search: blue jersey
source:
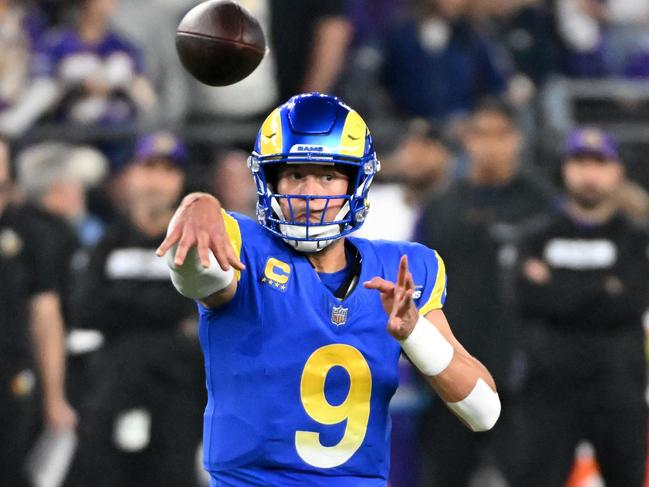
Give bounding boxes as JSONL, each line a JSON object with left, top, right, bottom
{"left": 198, "top": 212, "right": 447, "bottom": 486}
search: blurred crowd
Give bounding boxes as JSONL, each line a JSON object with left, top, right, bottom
{"left": 1, "top": 0, "right": 649, "bottom": 486}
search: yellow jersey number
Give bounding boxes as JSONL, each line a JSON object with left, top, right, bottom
{"left": 295, "top": 344, "right": 372, "bottom": 468}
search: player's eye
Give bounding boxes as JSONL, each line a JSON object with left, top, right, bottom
{"left": 322, "top": 174, "right": 334, "bottom": 182}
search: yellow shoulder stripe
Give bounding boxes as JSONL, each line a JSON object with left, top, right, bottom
{"left": 419, "top": 251, "right": 446, "bottom": 315}
{"left": 221, "top": 209, "right": 242, "bottom": 281}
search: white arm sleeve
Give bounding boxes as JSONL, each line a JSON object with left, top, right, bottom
{"left": 399, "top": 314, "right": 454, "bottom": 376}
{"left": 166, "top": 245, "right": 234, "bottom": 300}
{"left": 446, "top": 378, "right": 501, "bottom": 432}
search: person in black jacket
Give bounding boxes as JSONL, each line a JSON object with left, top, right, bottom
{"left": 0, "top": 138, "right": 77, "bottom": 485}
{"left": 510, "top": 127, "right": 649, "bottom": 487}
{"left": 67, "top": 133, "right": 203, "bottom": 487}
{"left": 414, "top": 98, "right": 555, "bottom": 486}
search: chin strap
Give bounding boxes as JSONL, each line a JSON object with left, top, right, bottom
{"left": 270, "top": 198, "right": 350, "bottom": 253}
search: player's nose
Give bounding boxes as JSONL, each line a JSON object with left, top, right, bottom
{"left": 299, "top": 175, "right": 326, "bottom": 196}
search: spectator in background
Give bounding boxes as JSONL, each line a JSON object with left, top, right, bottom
{"left": 113, "top": 0, "right": 190, "bottom": 126}
{"left": 554, "top": 0, "right": 649, "bottom": 78}
{"left": 604, "top": 0, "right": 649, "bottom": 77}
{"left": 210, "top": 149, "right": 257, "bottom": 218}
{"left": 0, "top": 1, "right": 47, "bottom": 115}
{"left": 347, "top": 0, "right": 408, "bottom": 47}
{"left": 16, "top": 142, "right": 107, "bottom": 248}
{"left": 555, "top": 0, "right": 609, "bottom": 77}
{"left": 110, "top": 131, "right": 187, "bottom": 213}
{"left": 0, "top": 0, "right": 155, "bottom": 149}
{"left": 510, "top": 127, "right": 649, "bottom": 487}
{"left": 0, "top": 138, "right": 77, "bottom": 486}
{"left": 473, "top": 0, "right": 558, "bottom": 89}
{"left": 381, "top": 0, "right": 507, "bottom": 125}
{"left": 414, "top": 98, "right": 554, "bottom": 487}
{"left": 14, "top": 142, "right": 109, "bottom": 426}
{"left": 615, "top": 178, "right": 649, "bottom": 224}
{"left": 357, "top": 119, "right": 454, "bottom": 241}
{"left": 67, "top": 131, "right": 202, "bottom": 487}
{"left": 15, "top": 143, "right": 87, "bottom": 325}
{"left": 270, "top": 0, "right": 352, "bottom": 103}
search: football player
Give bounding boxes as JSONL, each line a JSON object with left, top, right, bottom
{"left": 157, "top": 93, "right": 500, "bottom": 486}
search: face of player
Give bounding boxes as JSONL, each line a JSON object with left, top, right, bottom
{"left": 0, "top": 141, "right": 10, "bottom": 216}
{"left": 464, "top": 110, "right": 520, "bottom": 178}
{"left": 275, "top": 164, "right": 350, "bottom": 223}
{"left": 562, "top": 155, "right": 623, "bottom": 209}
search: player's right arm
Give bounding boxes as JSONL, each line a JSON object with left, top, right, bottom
{"left": 156, "top": 192, "right": 245, "bottom": 308}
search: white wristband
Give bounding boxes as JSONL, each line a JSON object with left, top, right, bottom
{"left": 166, "top": 245, "right": 234, "bottom": 300}
{"left": 399, "top": 314, "right": 454, "bottom": 376}
{"left": 446, "top": 378, "right": 501, "bottom": 432}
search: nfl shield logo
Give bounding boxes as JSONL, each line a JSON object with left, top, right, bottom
{"left": 331, "top": 305, "right": 348, "bottom": 326}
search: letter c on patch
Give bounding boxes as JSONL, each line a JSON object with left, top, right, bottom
{"left": 264, "top": 258, "right": 290, "bottom": 284}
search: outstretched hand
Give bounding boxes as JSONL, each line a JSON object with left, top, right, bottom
{"left": 156, "top": 193, "right": 245, "bottom": 272}
{"left": 364, "top": 255, "right": 419, "bottom": 340}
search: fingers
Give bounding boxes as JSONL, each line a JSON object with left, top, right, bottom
{"left": 173, "top": 235, "right": 195, "bottom": 266}
{"left": 397, "top": 255, "right": 407, "bottom": 288}
{"left": 404, "top": 264, "right": 415, "bottom": 291}
{"left": 211, "top": 237, "right": 231, "bottom": 272}
{"left": 395, "top": 287, "right": 414, "bottom": 315}
{"left": 363, "top": 276, "right": 395, "bottom": 294}
{"left": 223, "top": 239, "right": 246, "bottom": 271}
{"left": 397, "top": 255, "right": 415, "bottom": 291}
{"left": 156, "top": 225, "right": 182, "bottom": 256}
{"left": 196, "top": 232, "right": 211, "bottom": 268}
{"left": 158, "top": 223, "right": 246, "bottom": 272}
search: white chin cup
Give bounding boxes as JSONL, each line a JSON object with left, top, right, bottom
{"left": 280, "top": 222, "right": 340, "bottom": 253}
{"left": 271, "top": 198, "right": 349, "bottom": 253}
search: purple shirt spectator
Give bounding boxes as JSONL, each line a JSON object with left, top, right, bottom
{"left": 31, "top": 28, "right": 145, "bottom": 124}
{"left": 0, "top": 4, "right": 47, "bottom": 110}
{"left": 381, "top": 18, "right": 507, "bottom": 122}
{"left": 347, "top": 0, "right": 408, "bottom": 46}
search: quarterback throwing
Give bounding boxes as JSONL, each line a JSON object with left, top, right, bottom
{"left": 157, "top": 93, "right": 500, "bottom": 486}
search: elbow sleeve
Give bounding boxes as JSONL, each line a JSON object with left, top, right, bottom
{"left": 446, "top": 378, "right": 501, "bottom": 432}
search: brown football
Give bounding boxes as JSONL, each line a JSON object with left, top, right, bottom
{"left": 175, "top": 0, "right": 266, "bottom": 86}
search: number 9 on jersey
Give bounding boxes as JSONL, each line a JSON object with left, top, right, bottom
{"left": 295, "top": 344, "right": 373, "bottom": 468}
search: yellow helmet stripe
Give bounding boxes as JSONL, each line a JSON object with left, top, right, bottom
{"left": 338, "top": 110, "right": 367, "bottom": 158}
{"left": 259, "top": 108, "right": 283, "bottom": 156}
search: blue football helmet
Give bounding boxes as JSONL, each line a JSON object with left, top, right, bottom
{"left": 248, "top": 93, "right": 380, "bottom": 252}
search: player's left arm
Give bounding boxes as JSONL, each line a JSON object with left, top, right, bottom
{"left": 364, "top": 255, "right": 500, "bottom": 432}
{"left": 419, "top": 308, "right": 499, "bottom": 431}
